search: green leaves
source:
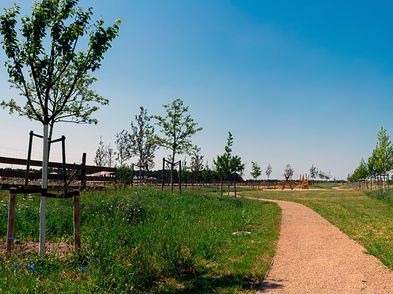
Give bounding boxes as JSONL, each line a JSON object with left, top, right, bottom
{"left": 350, "top": 127, "right": 393, "bottom": 183}
{"left": 116, "top": 107, "right": 157, "bottom": 170}
{"left": 365, "top": 127, "right": 393, "bottom": 179}
{"left": 250, "top": 161, "right": 261, "bottom": 180}
{"left": 310, "top": 164, "right": 318, "bottom": 180}
{"left": 0, "top": 0, "right": 120, "bottom": 127}
{"left": 153, "top": 99, "right": 202, "bottom": 163}
{"left": 214, "top": 132, "right": 244, "bottom": 180}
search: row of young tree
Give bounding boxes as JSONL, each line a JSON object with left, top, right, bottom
{"left": 95, "top": 100, "right": 333, "bottom": 193}
{"left": 250, "top": 162, "right": 331, "bottom": 183}
{"left": 94, "top": 99, "right": 247, "bottom": 194}
{"left": 348, "top": 127, "right": 393, "bottom": 190}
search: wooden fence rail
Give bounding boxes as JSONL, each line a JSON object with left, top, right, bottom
{"left": 0, "top": 154, "right": 117, "bottom": 189}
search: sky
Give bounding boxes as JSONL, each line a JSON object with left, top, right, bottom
{"left": 1, "top": 0, "right": 393, "bottom": 180}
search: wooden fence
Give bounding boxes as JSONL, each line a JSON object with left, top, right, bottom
{"left": 0, "top": 154, "right": 116, "bottom": 190}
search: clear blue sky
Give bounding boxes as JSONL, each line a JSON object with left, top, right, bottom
{"left": 1, "top": 0, "right": 393, "bottom": 180}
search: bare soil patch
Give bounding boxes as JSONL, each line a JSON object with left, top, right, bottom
{"left": 0, "top": 241, "right": 74, "bottom": 257}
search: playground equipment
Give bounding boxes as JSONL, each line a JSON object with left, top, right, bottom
{"left": 6, "top": 131, "right": 81, "bottom": 255}
{"left": 161, "top": 158, "right": 182, "bottom": 193}
{"left": 282, "top": 174, "right": 309, "bottom": 190}
{"left": 299, "top": 174, "right": 309, "bottom": 189}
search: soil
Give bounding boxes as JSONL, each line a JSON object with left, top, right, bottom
{"left": 1, "top": 241, "right": 74, "bottom": 257}
{"left": 251, "top": 198, "right": 393, "bottom": 293}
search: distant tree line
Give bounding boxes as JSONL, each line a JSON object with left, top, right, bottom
{"left": 348, "top": 127, "right": 392, "bottom": 190}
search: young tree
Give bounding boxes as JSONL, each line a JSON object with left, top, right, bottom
{"left": 0, "top": 0, "right": 120, "bottom": 255}
{"left": 282, "top": 164, "right": 294, "bottom": 190}
{"left": 373, "top": 127, "right": 393, "bottom": 190}
{"left": 94, "top": 137, "right": 108, "bottom": 167}
{"left": 107, "top": 145, "right": 114, "bottom": 168}
{"left": 114, "top": 130, "right": 129, "bottom": 166}
{"left": 214, "top": 132, "right": 244, "bottom": 196}
{"left": 352, "top": 159, "right": 369, "bottom": 189}
{"left": 284, "top": 164, "right": 294, "bottom": 179}
{"left": 116, "top": 107, "right": 157, "bottom": 182}
{"left": 250, "top": 161, "right": 262, "bottom": 189}
{"left": 153, "top": 99, "right": 202, "bottom": 192}
{"left": 190, "top": 146, "right": 204, "bottom": 185}
{"left": 265, "top": 164, "right": 272, "bottom": 180}
{"left": 309, "top": 164, "right": 318, "bottom": 184}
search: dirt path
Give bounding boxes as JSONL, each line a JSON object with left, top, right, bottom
{"left": 250, "top": 198, "right": 393, "bottom": 293}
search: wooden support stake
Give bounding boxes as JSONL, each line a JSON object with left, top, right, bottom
{"left": 73, "top": 192, "right": 81, "bottom": 250}
{"left": 6, "top": 189, "right": 16, "bottom": 254}
{"left": 62, "top": 136, "right": 68, "bottom": 193}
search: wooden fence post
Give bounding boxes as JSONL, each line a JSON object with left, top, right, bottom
{"left": 24, "top": 131, "right": 33, "bottom": 189}
{"left": 62, "top": 136, "right": 68, "bottom": 193}
{"left": 80, "top": 153, "right": 86, "bottom": 190}
{"left": 179, "top": 160, "right": 182, "bottom": 194}
{"left": 161, "top": 158, "right": 165, "bottom": 191}
{"left": 7, "top": 188, "right": 17, "bottom": 254}
{"left": 73, "top": 192, "right": 81, "bottom": 250}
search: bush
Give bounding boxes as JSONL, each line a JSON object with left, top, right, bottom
{"left": 115, "top": 165, "right": 133, "bottom": 184}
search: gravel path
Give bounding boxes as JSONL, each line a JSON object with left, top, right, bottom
{"left": 251, "top": 198, "right": 393, "bottom": 293}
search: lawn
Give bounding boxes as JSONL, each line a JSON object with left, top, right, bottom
{"left": 242, "top": 188, "right": 393, "bottom": 269}
{"left": 0, "top": 188, "right": 280, "bottom": 293}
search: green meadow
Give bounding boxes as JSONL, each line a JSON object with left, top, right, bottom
{"left": 0, "top": 188, "right": 280, "bottom": 293}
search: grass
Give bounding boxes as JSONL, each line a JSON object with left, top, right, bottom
{"left": 368, "top": 189, "right": 393, "bottom": 206}
{"left": 308, "top": 182, "right": 343, "bottom": 189}
{"left": 242, "top": 188, "right": 393, "bottom": 269}
{"left": 0, "top": 188, "right": 280, "bottom": 293}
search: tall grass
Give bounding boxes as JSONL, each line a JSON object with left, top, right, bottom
{"left": 0, "top": 188, "right": 280, "bottom": 293}
{"left": 368, "top": 189, "right": 393, "bottom": 206}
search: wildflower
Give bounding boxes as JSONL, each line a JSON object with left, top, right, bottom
{"left": 8, "top": 236, "right": 15, "bottom": 241}
{"left": 12, "top": 263, "right": 20, "bottom": 269}
{"left": 80, "top": 267, "right": 87, "bottom": 272}
{"left": 198, "top": 220, "right": 202, "bottom": 225}
{"left": 26, "top": 265, "right": 35, "bottom": 271}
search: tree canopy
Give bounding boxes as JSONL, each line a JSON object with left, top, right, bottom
{"left": 153, "top": 98, "right": 202, "bottom": 164}
{"left": 0, "top": 0, "right": 121, "bottom": 134}
{"left": 214, "top": 132, "right": 244, "bottom": 180}
{"left": 265, "top": 164, "right": 272, "bottom": 180}
{"left": 250, "top": 161, "right": 262, "bottom": 180}
{"left": 116, "top": 106, "right": 157, "bottom": 171}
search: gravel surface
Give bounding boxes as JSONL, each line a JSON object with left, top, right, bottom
{"left": 254, "top": 198, "right": 393, "bottom": 293}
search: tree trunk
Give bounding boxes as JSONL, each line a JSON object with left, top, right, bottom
{"left": 234, "top": 181, "right": 237, "bottom": 197}
{"left": 220, "top": 176, "right": 223, "bottom": 196}
{"left": 39, "top": 124, "right": 49, "bottom": 256}
{"left": 48, "top": 121, "right": 54, "bottom": 155}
